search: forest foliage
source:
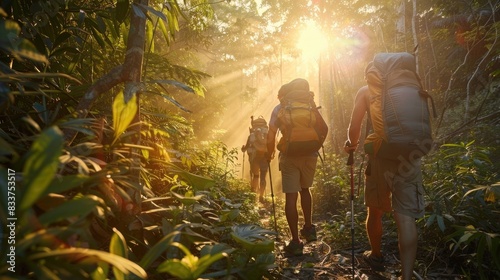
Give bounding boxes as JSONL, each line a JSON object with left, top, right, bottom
{"left": 0, "top": 0, "right": 499, "bottom": 279}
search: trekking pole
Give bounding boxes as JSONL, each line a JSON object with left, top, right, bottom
{"left": 242, "top": 152, "right": 245, "bottom": 179}
{"left": 268, "top": 161, "right": 279, "bottom": 240}
{"left": 347, "top": 149, "right": 355, "bottom": 279}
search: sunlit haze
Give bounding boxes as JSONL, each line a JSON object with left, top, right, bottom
{"left": 215, "top": 47, "right": 327, "bottom": 195}
{"left": 297, "top": 20, "right": 328, "bottom": 60}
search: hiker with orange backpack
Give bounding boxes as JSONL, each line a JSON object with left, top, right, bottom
{"left": 266, "top": 78, "right": 328, "bottom": 256}
{"left": 345, "top": 53, "right": 433, "bottom": 280}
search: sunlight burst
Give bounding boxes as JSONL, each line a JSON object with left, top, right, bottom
{"left": 297, "top": 20, "right": 327, "bottom": 60}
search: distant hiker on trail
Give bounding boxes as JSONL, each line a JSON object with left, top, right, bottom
{"left": 266, "top": 78, "right": 328, "bottom": 256}
{"left": 241, "top": 116, "right": 269, "bottom": 204}
{"left": 344, "top": 52, "right": 433, "bottom": 280}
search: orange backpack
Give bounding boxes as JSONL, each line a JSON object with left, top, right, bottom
{"left": 276, "top": 78, "right": 328, "bottom": 156}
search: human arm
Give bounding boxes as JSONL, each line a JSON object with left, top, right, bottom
{"left": 241, "top": 134, "right": 250, "bottom": 152}
{"left": 266, "top": 105, "right": 280, "bottom": 161}
{"left": 344, "top": 86, "right": 369, "bottom": 153}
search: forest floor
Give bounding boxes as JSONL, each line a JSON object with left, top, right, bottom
{"left": 272, "top": 224, "right": 407, "bottom": 280}
{"left": 256, "top": 202, "right": 439, "bottom": 280}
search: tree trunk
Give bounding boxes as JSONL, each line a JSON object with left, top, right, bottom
{"left": 412, "top": 0, "right": 419, "bottom": 73}
{"left": 64, "top": 0, "right": 148, "bottom": 144}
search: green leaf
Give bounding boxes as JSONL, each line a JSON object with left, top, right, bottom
{"left": 437, "top": 214, "right": 446, "bottom": 232}
{"left": 157, "top": 242, "right": 227, "bottom": 280}
{"left": 0, "top": 19, "right": 48, "bottom": 63}
{"left": 38, "top": 195, "right": 103, "bottom": 225}
{"left": 144, "top": 90, "right": 191, "bottom": 113}
{"left": 112, "top": 91, "right": 138, "bottom": 142}
{"left": 230, "top": 224, "right": 275, "bottom": 256}
{"left": 53, "top": 31, "right": 72, "bottom": 49}
{"left": 425, "top": 213, "right": 436, "bottom": 228}
{"left": 157, "top": 259, "right": 192, "bottom": 279}
{"left": 110, "top": 228, "right": 127, "bottom": 258}
{"left": 43, "top": 174, "right": 89, "bottom": 196}
{"left": 16, "top": 227, "right": 75, "bottom": 254}
{"left": 138, "top": 4, "right": 167, "bottom": 21}
{"left": 132, "top": 4, "right": 146, "bottom": 19}
{"left": 139, "top": 232, "right": 177, "bottom": 269}
{"left": 200, "top": 243, "right": 235, "bottom": 257}
{"left": 20, "top": 126, "right": 63, "bottom": 211}
{"left": 165, "top": 7, "right": 179, "bottom": 33}
{"left": 116, "top": 0, "right": 130, "bottom": 23}
{"left": 91, "top": 261, "right": 110, "bottom": 280}
{"left": 146, "top": 20, "right": 154, "bottom": 53}
{"left": 220, "top": 209, "right": 240, "bottom": 222}
{"left": 90, "top": 25, "right": 106, "bottom": 48}
{"left": 168, "top": 164, "right": 215, "bottom": 191}
{"left": 150, "top": 79, "right": 195, "bottom": 93}
{"left": 0, "top": 137, "right": 18, "bottom": 162}
{"left": 171, "top": 191, "right": 203, "bottom": 206}
{"left": 110, "top": 228, "right": 128, "bottom": 280}
{"left": 29, "top": 247, "right": 147, "bottom": 279}
{"left": 157, "top": 17, "right": 171, "bottom": 44}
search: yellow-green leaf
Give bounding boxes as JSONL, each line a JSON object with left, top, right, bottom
{"left": 112, "top": 91, "right": 137, "bottom": 141}
{"left": 110, "top": 228, "right": 128, "bottom": 280}
{"left": 29, "top": 248, "right": 147, "bottom": 279}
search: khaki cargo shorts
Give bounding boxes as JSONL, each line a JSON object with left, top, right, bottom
{"left": 279, "top": 154, "right": 318, "bottom": 193}
{"left": 365, "top": 156, "right": 425, "bottom": 218}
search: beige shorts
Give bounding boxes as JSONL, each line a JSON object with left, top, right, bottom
{"left": 279, "top": 155, "right": 318, "bottom": 193}
{"left": 365, "top": 156, "right": 425, "bottom": 218}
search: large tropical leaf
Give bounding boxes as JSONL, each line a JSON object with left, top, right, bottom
{"left": 20, "top": 126, "right": 63, "bottom": 212}
{"left": 29, "top": 247, "right": 147, "bottom": 279}
{"left": 230, "top": 224, "right": 275, "bottom": 256}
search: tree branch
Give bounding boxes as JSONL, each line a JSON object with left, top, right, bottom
{"left": 63, "top": 65, "right": 125, "bottom": 144}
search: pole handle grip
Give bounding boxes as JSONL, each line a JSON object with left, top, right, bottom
{"left": 345, "top": 140, "right": 354, "bottom": 166}
{"left": 347, "top": 151, "right": 354, "bottom": 166}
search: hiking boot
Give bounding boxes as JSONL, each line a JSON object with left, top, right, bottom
{"left": 284, "top": 240, "right": 303, "bottom": 256}
{"left": 300, "top": 224, "right": 317, "bottom": 242}
{"left": 363, "top": 251, "right": 385, "bottom": 271}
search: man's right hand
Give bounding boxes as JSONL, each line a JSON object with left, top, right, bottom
{"left": 344, "top": 140, "right": 358, "bottom": 153}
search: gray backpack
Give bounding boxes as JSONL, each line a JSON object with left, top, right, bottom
{"left": 364, "top": 52, "right": 436, "bottom": 160}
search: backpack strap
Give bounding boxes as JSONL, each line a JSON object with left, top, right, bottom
{"left": 412, "top": 72, "right": 437, "bottom": 118}
{"left": 410, "top": 52, "right": 437, "bottom": 119}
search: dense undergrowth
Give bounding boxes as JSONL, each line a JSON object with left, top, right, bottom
{"left": 1, "top": 1, "right": 499, "bottom": 279}
{"left": 2, "top": 113, "right": 498, "bottom": 279}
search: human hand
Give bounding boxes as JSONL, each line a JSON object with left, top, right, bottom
{"left": 344, "top": 140, "right": 357, "bottom": 153}
{"left": 265, "top": 152, "right": 274, "bottom": 162}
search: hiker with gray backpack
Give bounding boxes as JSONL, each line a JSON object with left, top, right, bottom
{"left": 241, "top": 116, "right": 269, "bottom": 204}
{"left": 266, "top": 78, "right": 328, "bottom": 256}
{"left": 344, "top": 52, "right": 434, "bottom": 280}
